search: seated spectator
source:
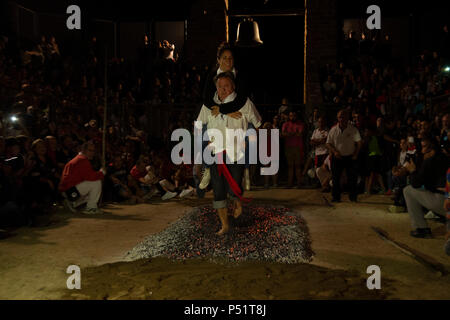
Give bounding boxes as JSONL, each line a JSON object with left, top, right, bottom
{"left": 56, "top": 135, "right": 76, "bottom": 173}
{"left": 59, "top": 141, "right": 105, "bottom": 214}
{"left": 0, "top": 153, "right": 27, "bottom": 228}
{"left": 45, "top": 136, "right": 60, "bottom": 173}
{"left": 414, "top": 94, "right": 426, "bottom": 115}
{"left": 129, "top": 155, "right": 177, "bottom": 201}
{"left": 172, "top": 163, "right": 195, "bottom": 198}
{"left": 389, "top": 138, "right": 410, "bottom": 211}
{"left": 403, "top": 137, "right": 449, "bottom": 238}
{"left": 129, "top": 155, "right": 148, "bottom": 191}
{"left": 16, "top": 135, "right": 32, "bottom": 156}
{"left": 5, "top": 114, "right": 29, "bottom": 137}
{"left": 107, "top": 155, "right": 142, "bottom": 204}
{"left": 155, "top": 155, "right": 183, "bottom": 200}
{"left": 4, "top": 137, "right": 31, "bottom": 185}
{"left": 24, "top": 139, "right": 59, "bottom": 213}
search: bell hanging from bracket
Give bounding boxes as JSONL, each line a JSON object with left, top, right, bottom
{"left": 235, "top": 17, "right": 263, "bottom": 47}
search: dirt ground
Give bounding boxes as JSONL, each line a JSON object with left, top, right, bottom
{"left": 0, "top": 188, "right": 449, "bottom": 300}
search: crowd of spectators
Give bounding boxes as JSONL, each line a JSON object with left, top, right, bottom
{"left": 310, "top": 27, "right": 450, "bottom": 201}
{"left": 1, "top": 22, "right": 449, "bottom": 251}
{"left": 0, "top": 33, "right": 205, "bottom": 228}
{"left": 248, "top": 25, "right": 449, "bottom": 251}
{"left": 296, "top": 26, "right": 449, "bottom": 246}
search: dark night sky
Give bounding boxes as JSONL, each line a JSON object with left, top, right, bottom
{"left": 9, "top": 0, "right": 450, "bottom": 21}
{"left": 11, "top": 0, "right": 192, "bottom": 20}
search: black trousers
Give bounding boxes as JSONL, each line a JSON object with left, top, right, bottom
{"left": 210, "top": 162, "right": 244, "bottom": 209}
{"left": 331, "top": 155, "right": 358, "bottom": 201}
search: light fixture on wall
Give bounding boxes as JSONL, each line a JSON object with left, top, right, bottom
{"left": 235, "top": 17, "right": 263, "bottom": 47}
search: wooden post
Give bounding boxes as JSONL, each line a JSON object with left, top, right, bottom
{"left": 102, "top": 47, "right": 107, "bottom": 168}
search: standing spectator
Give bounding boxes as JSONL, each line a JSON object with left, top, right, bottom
{"left": 382, "top": 117, "right": 401, "bottom": 195}
{"left": 278, "top": 97, "right": 289, "bottom": 115}
{"left": 303, "top": 115, "right": 328, "bottom": 186}
{"left": 323, "top": 75, "right": 337, "bottom": 102}
{"left": 310, "top": 116, "right": 329, "bottom": 168}
{"left": 282, "top": 111, "right": 305, "bottom": 188}
{"left": 326, "top": 109, "right": 362, "bottom": 202}
{"left": 59, "top": 141, "right": 105, "bottom": 214}
{"left": 272, "top": 114, "right": 281, "bottom": 130}
{"left": 364, "top": 125, "right": 386, "bottom": 194}
{"left": 307, "top": 107, "right": 320, "bottom": 131}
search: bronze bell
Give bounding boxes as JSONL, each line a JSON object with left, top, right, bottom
{"left": 235, "top": 18, "right": 263, "bottom": 47}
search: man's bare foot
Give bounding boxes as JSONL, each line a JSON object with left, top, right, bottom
{"left": 216, "top": 226, "right": 229, "bottom": 235}
{"left": 216, "top": 208, "right": 229, "bottom": 235}
{"left": 233, "top": 201, "right": 242, "bottom": 218}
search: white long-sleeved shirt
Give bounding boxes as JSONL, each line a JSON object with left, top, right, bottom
{"left": 196, "top": 92, "right": 262, "bottom": 162}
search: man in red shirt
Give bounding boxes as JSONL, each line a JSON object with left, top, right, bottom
{"left": 282, "top": 111, "right": 305, "bottom": 188}
{"left": 59, "top": 141, "right": 105, "bottom": 214}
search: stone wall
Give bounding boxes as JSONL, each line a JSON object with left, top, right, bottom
{"left": 304, "top": 0, "right": 338, "bottom": 113}
{"left": 185, "top": 0, "right": 227, "bottom": 66}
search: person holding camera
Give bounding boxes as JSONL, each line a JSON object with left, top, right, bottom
{"left": 444, "top": 168, "right": 450, "bottom": 256}
{"left": 388, "top": 138, "right": 411, "bottom": 211}
{"left": 5, "top": 114, "right": 29, "bottom": 137}
{"left": 403, "top": 137, "right": 449, "bottom": 238}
